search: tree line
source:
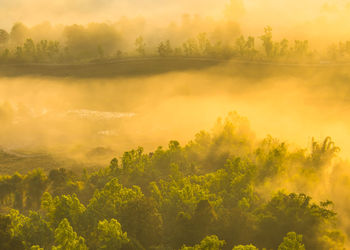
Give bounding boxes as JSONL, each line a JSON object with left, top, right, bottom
{"left": 1, "top": 23, "right": 350, "bottom": 64}
{"left": 0, "top": 112, "right": 345, "bottom": 249}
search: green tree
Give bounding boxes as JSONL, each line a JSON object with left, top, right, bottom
{"left": 0, "top": 214, "right": 24, "bottom": 250}
{"left": 41, "top": 193, "right": 85, "bottom": 229}
{"left": 256, "top": 192, "right": 341, "bottom": 249}
{"left": 52, "top": 218, "right": 87, "bottom": 250}
{"left": 119, "top": 197, "right": 163, "bottom": 248}
{"left": 25, "top": 169, "right": 48, "bottom": 210}
{"left": 278, "top": 232, "right": 305, "bottom": 250}
{"left": 181, "top": 235, "right": 225, "bottom": 250}
{"left": 96, "top": 219, "right": 130, "bottom": 249}
{"left": 84, "top": 178, "right": 143, "bottom": 232}
{"left": 19, "top": 211, "right": 54, "bottom": 249}
{"left": 309, "top": 137, "right": 340, "bottom": 167}
{"left": 11, "top": 173, "right": 24, "bottom": 210}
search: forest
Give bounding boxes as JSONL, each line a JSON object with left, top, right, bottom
{"left": 0, "top": 112, "right": 346, "bottom": 249}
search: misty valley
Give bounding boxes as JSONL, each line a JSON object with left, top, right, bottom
{"left": 2, "top": 1, "right": 350, "bottom": 249}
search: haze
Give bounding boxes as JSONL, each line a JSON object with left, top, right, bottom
{"left": 1, "top": 1, "right": 350, "bottom": 249}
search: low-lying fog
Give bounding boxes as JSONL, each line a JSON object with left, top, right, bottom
{"left": 1, "top": 62, "right": 350, "bottom": 165}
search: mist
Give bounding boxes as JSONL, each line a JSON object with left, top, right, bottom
{"left": 1, "top": 62, "right": 350, "bottom": 161}
{"left": 1, "top": 1, "right": 350, "bottom": 249}
{"left": 2, "top": 0, "right": 350, "bottom": 50}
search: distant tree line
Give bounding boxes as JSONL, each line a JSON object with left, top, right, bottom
{"left": 1, "top": 23, "right": 350, "bottom": 64}
{"left": 0, "top": 112, "right": 345, "bottom": 249}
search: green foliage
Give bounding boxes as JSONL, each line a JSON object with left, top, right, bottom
{"left": 30, "top": 246, "right": 43, "bottom": 250}
{"left": 119, "top": 197, "right": 163, "bottom": 248}
{"left": 255, "top": 136, "right": 289, "bottom": 181}
{"left": 0, "top": 113, "right": 346, "bottom": 249}
{"left": 85, "top": 178, "right": 143, "bottom": 228}
{"left": 232, "top": 245, "right": 257, "bottom": 250}
{"left": 19, "top": 211, "right": 54, "bottom": 249}
{"left": 25, "top": 169, "right": 48, "bottom": 210}
{"left": 180, "top": 235, "right": 225, "bottom": 250}
{"left": 0, "top": 172, "right": 24, "bottom": 209}
{"left": 278, "top": 232, "right": 305, "bottom": 250}
{"left": 41, "top": 193, "right": 85, "bottom": 229}
{"left": 52, "top": 218, "right": 87, "bottom": 250}
{"left": 0, "top": 214, "right": 24, "bottom": 249}
{"left": 309, "top": 136, "right": 340, "bottom": 167}
{"left": 256, "top": 192, "right": 338, "bottom": 249}
{"left": 96, "top": 219, "right": 130, "bottom": 249}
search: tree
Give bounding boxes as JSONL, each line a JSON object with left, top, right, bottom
{"left": 278, "top": 232, "right": 305, "bottom": 250}
{"left": 260, "top": 26, "right": 273, "bottom": 58}
{"left": 96, "top": 219, "right": 130, "bottom": 249}
{"left": 25, "top": 169, "right": 48, "bottom": 210}
{"left": 10, "top": 173, "right": 24, "bottom": 210}
{"left": 135, "top": 36, "right": 146, "bottom": 56}
{"left": 0, "top": 214, "right": 24, "bottom": 250}
{"left": 235, "top": 36, "right": 256, "bottom": 59}
{"left": 255, "top": 192, "right": 340, "bottom": 249}
{"left": 181, "top": 235, "right": 225, "bottom": 250}
{"left": 48, "top": 168, "right": 78, "bottom": 197}
{"left": 0, "top": 29, "right": 9, "bottom": 44}
{"left": 158, "top": 40, "right": 173, "bottom": 57}
{"left": 41, "top": 193, "right": 85, "bottom": 229}
{"left": 309, "top": 137, "right": 340, "bottom": 167}
{"left": 36, "top": 40, "right": 60, "bottom": 61}
{"left": 84, "top": 178, "right": 143, "bottom": 232}
{"left": 52, "top": 218, "right": 87, "bottom": 250}
{"left": 119, "top": 197, "right": 163, "bottom": 248}
{"left": 19, "top": 211, "right": 54, "bottom": 249}
{"left": 23, "top": 38, "right": 36, "bottom": 60}
{"left": 292, "top": 40, "right": 309, "bottom": 58}
{"left": 10, "top": 22, "right": 29, "bottom": 44}
{"left": 190, "top": 200, "right": 217, "bottom": 244}
{"left": 197, "top": 33, "right": 212, "bottom": 56}
{"left": 183, "top": 39, "right": 200, "bottom": 56}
